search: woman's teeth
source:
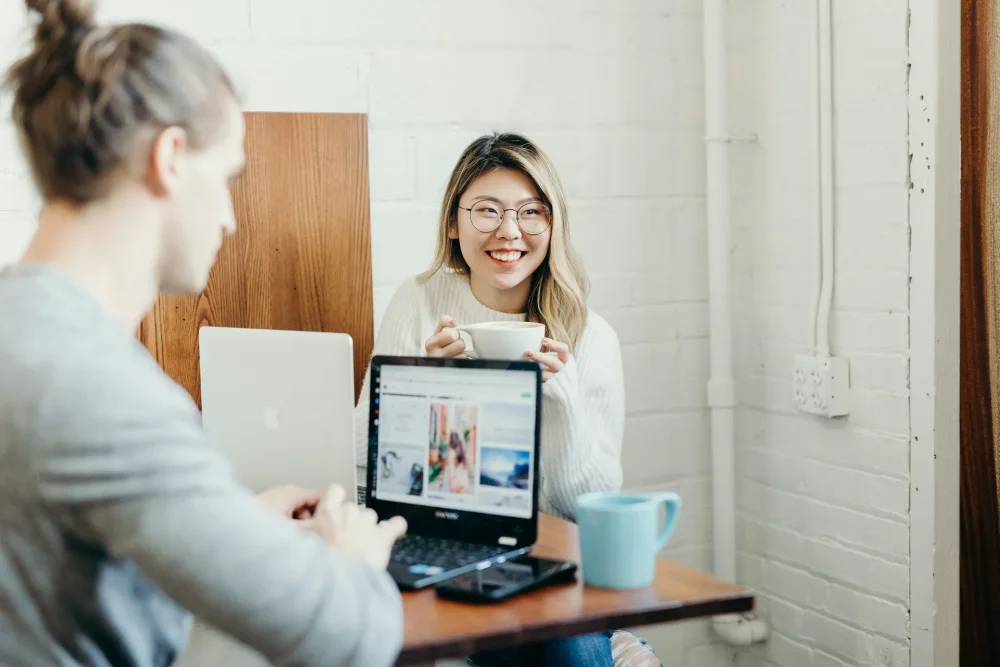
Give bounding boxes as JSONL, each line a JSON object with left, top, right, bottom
{"left": 489, "top": 250, "right": 523, "bottom": 262}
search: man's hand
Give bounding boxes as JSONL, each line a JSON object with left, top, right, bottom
{"left": 301, "top": 485, "right": 408, "bottom": 570}
{"left": 257, "top": 485, "right": 321, "bottom": 520}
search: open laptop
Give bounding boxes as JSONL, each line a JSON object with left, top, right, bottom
{"left": 365, "top": 355, "right": 543, "bottom": 590}
{"left": 198, "top": 326, "right": 357, "bottom": 495}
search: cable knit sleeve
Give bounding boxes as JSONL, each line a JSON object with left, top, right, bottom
{"left": 353, "top": 279, "right": 429, "bottom": 481}
{"left": 539, "top": 313, "right": 625, "bottom": 520}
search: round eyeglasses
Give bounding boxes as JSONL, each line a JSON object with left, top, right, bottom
{"left": 458, "top": 199, "right": 552, "bottom": 235}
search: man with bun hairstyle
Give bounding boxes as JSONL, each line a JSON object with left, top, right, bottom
{"left": 0, "top": 2, "right": 408, "bottom": 666}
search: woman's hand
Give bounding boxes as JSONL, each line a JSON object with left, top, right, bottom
{"left": 257, "top": 485, "right": 322, "bottom": 520}
{"left": 526, "top": 338, "right": 570, "bottom": 382}
{"left": 425, "top": 316, "right": 467, "bottom": 358}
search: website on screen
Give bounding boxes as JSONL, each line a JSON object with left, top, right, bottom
{"left": 372, "top": 365, "right": 537, "bottom": 519}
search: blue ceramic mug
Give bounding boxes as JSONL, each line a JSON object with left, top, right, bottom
{"left": 576, "top": 491, "right": 682, "bottom": 589}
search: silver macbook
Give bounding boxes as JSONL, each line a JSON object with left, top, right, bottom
{"left": 198, "top": 326, "right": 357, "bottom": 495}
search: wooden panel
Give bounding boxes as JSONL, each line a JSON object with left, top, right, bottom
{"left": 138, "top": 112, "right": 373, "bottom": 408}
{"left": 961, "top": 1, "right": 1000, "bottom": 663}
{"left": 397, "top": 513, "right": 753, "bottom": 665}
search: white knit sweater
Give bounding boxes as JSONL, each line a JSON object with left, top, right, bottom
{"left": 354, "top": 270, "right": 625, "bottom": 520}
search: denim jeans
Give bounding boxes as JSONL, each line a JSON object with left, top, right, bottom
{"left": 468, "top": 631, "right": 614, "bottom": 667}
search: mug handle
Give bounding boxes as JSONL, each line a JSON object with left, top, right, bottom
{"left": 453, "top": 327, "right": 477, "bottom": 359}
{"left": 652, "top": 492, "right": 682, "bottom": 552}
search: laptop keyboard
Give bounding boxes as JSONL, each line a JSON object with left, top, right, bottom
{"left": 361, "top": 486, "right": 508, "bottom": 574}
{"left": 390, "top": 534, "right": 508, "bottom": 572}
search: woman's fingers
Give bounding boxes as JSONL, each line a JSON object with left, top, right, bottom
{"left": 526, "top": 349, "right": 564, "bottom": 374}
{"left": 426, "top": 328, "right": 465, "bottom": 357}
{"left": 541, "top": 338, "right": 570, "bottom": 364}
{"left": 433, "top": 315, "right": 456, "bottom": 335}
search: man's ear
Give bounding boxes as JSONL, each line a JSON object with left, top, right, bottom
{"left": 145, "top": 126, "right": 189, "bottom": 198}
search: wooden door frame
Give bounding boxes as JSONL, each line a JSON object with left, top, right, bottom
{"left": 960, "top": 0, "right": 1000, "bottom": 663}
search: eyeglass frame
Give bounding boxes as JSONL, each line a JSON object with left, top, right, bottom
{"left": 456, "top": 198, "right": 552, "bottom": 236}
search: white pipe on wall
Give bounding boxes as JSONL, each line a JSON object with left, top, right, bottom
{"left": 703, "top": 0, "right": 735, "bottom": 585}
{"left": 702, "top": 0, "right": 769, "bottom": 646}
{"left": 814, "top": 0, "right": 835, "bottom": 357}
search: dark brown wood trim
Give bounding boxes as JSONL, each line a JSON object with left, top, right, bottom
{"left": 961, "top": 0, "right": 1000, "bottom": 662}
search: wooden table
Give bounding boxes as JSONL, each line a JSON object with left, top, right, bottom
{"left": 398, "top": 513, "right": 754, "bottom": 665}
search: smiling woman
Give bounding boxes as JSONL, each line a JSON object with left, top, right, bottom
{"left": 352, "top": 132, "right": 654, "bottom": 666}
{"left": 354, "top": 131, "right": 625, "bottom": 520}
{"left": 424, "top": 132, "right": 588, "bottom": 348}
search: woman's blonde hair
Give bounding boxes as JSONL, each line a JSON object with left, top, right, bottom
{"left": 420, "top": 132, "right": 589, "bottom": 351}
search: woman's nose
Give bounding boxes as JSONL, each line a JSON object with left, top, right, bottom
{"left": 495, "top": 211, "right": 522, "bottom": 239}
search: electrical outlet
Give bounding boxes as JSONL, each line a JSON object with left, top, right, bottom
{"left": 792, "top": 354, "right": 850, "bottom": 417}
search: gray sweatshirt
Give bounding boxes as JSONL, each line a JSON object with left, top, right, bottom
{"left": 0, "top": 265, "right": 403, "bottom": 667}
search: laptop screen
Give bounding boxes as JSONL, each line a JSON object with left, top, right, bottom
{"left": 370, "top": 362, "right": 538, "bottom": 520}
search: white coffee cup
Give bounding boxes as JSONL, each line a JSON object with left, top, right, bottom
{"left": 456, "top": 321, "right": 546, "bottom": 360}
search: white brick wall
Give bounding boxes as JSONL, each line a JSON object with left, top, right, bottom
{"left": 729, "top": 1, "right": 913, "bottom": 666}
{"left": 0, "top": 1, "right": 926, "bottom": 666}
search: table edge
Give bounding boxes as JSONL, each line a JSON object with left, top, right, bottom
{"left": 396, "top": 591, "right": 754, "bottom": 665}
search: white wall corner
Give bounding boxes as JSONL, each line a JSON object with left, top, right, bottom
{"left": 907, "top": 0, "right": 961, "bottom": 666}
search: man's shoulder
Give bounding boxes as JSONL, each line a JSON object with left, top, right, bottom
{"left": 0, "top": 277, "right": 198, "bottom": 451}
{"left": 0, "top": 266, "right": 130, "bottom": 378}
